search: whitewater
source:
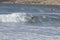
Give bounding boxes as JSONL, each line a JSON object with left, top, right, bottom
{"left": 0, "top": 4, "right": 60, "bottom": 40}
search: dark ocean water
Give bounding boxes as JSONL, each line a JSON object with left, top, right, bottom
{"left": 0, "top": 4, "right": 60, "bottom": 40}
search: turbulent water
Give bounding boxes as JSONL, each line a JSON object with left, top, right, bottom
{"left": 0, "top": 4, "right": 60, "bottom": 40}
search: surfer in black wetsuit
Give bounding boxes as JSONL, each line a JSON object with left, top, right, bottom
{"left": 26, "top": 16, "right": 37, "bottom": 23}
{"left": 31, "top": 16, "right": 36, "bottom": 23}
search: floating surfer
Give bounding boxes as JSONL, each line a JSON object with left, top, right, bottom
{"left": 26, "top": 16, "right": 37, "bottom": 23}
{"left": 30, "top": 16, "right": 36, "bottom": 23}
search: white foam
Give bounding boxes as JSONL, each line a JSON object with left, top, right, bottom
{"left": 0, "top": 12, "right": 30, "bottom": 22}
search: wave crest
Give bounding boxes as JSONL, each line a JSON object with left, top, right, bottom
{"left": 0, "top": 12, "right": 32, "bottom": 22}
{"left": 0, "top": 13, "right": 60, "bottom": 23}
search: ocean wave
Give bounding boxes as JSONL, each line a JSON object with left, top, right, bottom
{"left": 0, "top": 12, "right": 60, "bottom": 23}
{"left": 0, "top": 12, "right": 32, "bottom": 22}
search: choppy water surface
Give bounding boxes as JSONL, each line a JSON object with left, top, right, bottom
{"left": 0, "top": 4, "right": 60, "bottom": 40}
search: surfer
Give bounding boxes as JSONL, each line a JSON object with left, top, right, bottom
{"left": 26, "top": 16, "right": 37, "bottom": 23}
{"left": 30, "top": 16, "right": 36, "bottom": 23}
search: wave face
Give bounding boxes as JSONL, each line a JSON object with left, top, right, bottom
{"left": 0, "top": 13, "right": 31, "bottom": 22}
{"left": 0, "top": 4, "right": 60, "bottom": 26}
{"left": 0, "top": 12, "right": 60, "bottom": 24}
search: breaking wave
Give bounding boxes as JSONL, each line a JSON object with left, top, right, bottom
{"left": 0, "top": 12, "right": 60, "bottom": 23}
{"left": 0, "top": 12, "right": 32, "bottom": 22}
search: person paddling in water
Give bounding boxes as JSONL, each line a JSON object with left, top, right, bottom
{"left": 30, "top": 16, "right": 36, "bottom": 23}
